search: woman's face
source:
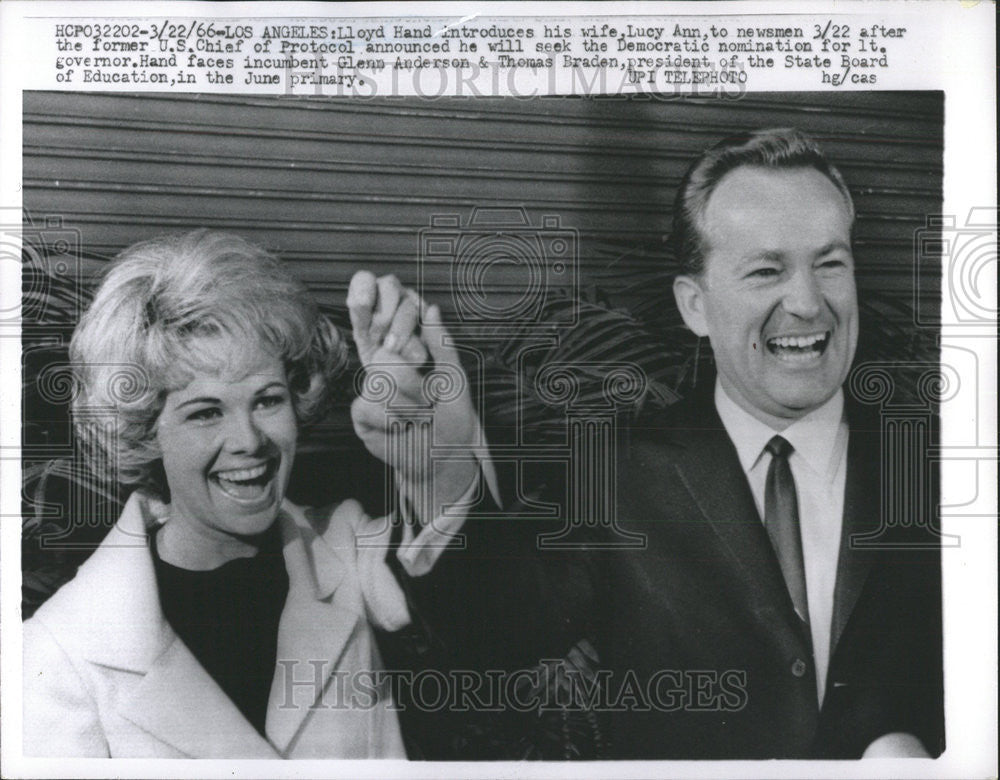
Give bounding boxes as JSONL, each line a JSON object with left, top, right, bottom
{"left": 155, "top": 342, "right": 297, "bottom": 555}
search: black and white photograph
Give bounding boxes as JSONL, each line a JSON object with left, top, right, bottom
{"left": 1, "top": 3, "right": 996, "bottom": 779}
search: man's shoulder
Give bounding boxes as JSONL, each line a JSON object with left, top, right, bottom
{"left": 618, "top": 391, "right": 738, "bottom": 484}
{"left": 843, "top": 395, "right": 886, "bottom": 437}
{"left": 628, "top": 391, "right": 726, "bottom": 446}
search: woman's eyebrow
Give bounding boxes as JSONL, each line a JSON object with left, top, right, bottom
{"left": 172, "top": 381, "right": 288, "bottom": 409}
{"left": 254, "top": 381, "right": 288, "bottom": 395}
{"left": 174, "top": 395, "right": 221, "bottom": 409}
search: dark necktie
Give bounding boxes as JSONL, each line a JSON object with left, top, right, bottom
{"left": 764, "top": 435, "right": 810, "bottom": 628}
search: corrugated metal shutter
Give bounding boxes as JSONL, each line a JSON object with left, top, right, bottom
{"left": 23, "top": 90, "right": 942, "bottom": 320}
{"left": 23, "top": 90, "right": 942, "bottom": 465}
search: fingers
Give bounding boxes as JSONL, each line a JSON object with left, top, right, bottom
{"left": 347, "top": 271, "right": 377, "bottom": 359}
{"left": 420, "top": 302, "right": 462, "bottom": 369}
{"left": 399, "top": 333, "right": 430, "bottom": 365}
{"left": 370, "top": 274, "right": 404, "bottom": 352}
{"left": 384, "top": 294, "right": 419, "bottom": 354}
{"left": 349, "top": 272, "right": 430, "bottom": 366}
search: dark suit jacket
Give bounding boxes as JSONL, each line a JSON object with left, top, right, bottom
{"left": 388, "top": 391, "right": 944, "bottom": 759}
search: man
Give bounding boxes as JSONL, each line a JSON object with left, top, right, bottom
{"left": 350, "top": 128, "right": 944, "bottom": 759}
{"left": 601, "top": 128, "right": 943, "bottom": 758}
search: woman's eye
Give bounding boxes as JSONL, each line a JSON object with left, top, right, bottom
{"left": 748, "top": 267, "right": 780, "bottom": 278}
{"left": 255, "top": 394, "right": 287, "bottom": 411}
{"left": 187, "top": 407, "right": 221, "bottom": 423}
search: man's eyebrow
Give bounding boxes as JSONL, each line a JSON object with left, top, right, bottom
{"left": 739, "top": 250, "right": 784, "bottom": 265}
{"left": 817, "top": 241, "right": 853, "bottom": 256}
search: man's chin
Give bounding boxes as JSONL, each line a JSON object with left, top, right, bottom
{"left": 767, "top": 386, "right": 842, "bottom": 419}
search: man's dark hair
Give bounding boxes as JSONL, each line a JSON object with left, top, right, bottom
{"left": 672, "top": 127, "right": 855, "bottom": 277}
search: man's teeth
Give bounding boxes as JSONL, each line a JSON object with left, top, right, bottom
{"left": 215, "top": 464, "right": 268, "bottom": 483}
{"left": 769, "top": 333, "right": 827, "bottom": 349}
{"left": 766, "top": 332, "right": 829, "bottom": 361}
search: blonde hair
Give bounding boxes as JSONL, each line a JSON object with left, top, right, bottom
{"left": 70, "top": 229, "right": 347, "bottom": 499}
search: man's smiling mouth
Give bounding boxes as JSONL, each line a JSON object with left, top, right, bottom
{"left": 210, "top": 460, "right": 277, "bottom": 502}
{"left": 765, "top": 331, "right": 830, "bottom": 362}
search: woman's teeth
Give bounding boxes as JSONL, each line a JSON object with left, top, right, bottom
{"left": 212, "top": 463, "right": 272, "bottom": 500}
{"left": 216, "top": 464, "right": 267, "bottom": 482}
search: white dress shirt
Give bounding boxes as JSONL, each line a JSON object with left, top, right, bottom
{"left": 714, "top": 382, "right": 849, "bottom": 706}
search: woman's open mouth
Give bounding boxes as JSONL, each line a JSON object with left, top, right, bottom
{"left": 765, "top": 331, "right": 830, "bottom": 363}
{"left": 210, "top": 460, "right": 278, "bottom": 503}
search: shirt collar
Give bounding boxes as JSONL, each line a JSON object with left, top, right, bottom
{"left": 714, "top": 380, "right": 845, "bottom": 478}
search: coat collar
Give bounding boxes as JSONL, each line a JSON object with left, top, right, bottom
{"left": 57, "top": 493, "right": 364, "bottom": 757}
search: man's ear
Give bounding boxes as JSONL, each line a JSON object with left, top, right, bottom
{"left": 673, "top": 274, "right": 710, "bottom": 337}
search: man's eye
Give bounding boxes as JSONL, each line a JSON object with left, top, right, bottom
{"left": 187, "top": 408, "right": 221, "bottom": 423}
{"left": 748, "top": 267, "right": 780, "bottom": 278}
{"left": 819, "top": 258, "right": 849, "bottom": 270}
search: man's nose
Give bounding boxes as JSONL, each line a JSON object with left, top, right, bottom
{"left": 222, "top": 412, "right": 265, "bottom": 453}
{"left": 781, "top": 269, "right": 823, "bottom": 319}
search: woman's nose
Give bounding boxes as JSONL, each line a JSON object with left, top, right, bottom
{"left": 222, "top": 412, "right": 265, "bottom": 453}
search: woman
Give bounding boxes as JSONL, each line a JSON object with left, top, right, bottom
{"left": 22, "top": 229, "right": 457, "bottom": 758}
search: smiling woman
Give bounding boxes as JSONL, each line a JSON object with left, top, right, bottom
{"left": 21, "top": 230, "right": 426, "bottom": 758}
{"left": 154, "top": 349, "right": 299, "bottom": 569}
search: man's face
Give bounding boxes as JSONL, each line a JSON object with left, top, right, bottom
{"left": 673, "top": 166, "right": 859, "bottom": 428}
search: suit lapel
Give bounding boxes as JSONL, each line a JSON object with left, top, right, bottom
{"left": 264, "top": 504, "right": 365, "bottom": 754}
{"left": 829, "top": 408, "right": 879, "bottom": 658}
{"left": 656, "top": 401, "right": 813, "bottom": 652}
{"left": 666, "top": 396, "right": 881, "bottom": 674}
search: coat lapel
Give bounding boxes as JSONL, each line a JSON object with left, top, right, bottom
{"left": 74, "top": 494, "right": 278, "bottom": 757}
{"left": 656, "top": 401, "right": 813, "bottom": 652}
{"left": 118, "top": 640, "right": 277, "bottom": 757}
{"left": 74, "top": 494, "right": 367, "bottom": 757}
{"left": 263, "top": 503, "right": 365, "bottom": 754}
{"left": 829, "top": 407, "right": 879, "bottom": 658}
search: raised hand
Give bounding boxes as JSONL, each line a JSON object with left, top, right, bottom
{"left": 347, "top": 271, "right": 427, "bottom": 367}
{"left": 347, "top": 271, "right": 479, "bottom": 523}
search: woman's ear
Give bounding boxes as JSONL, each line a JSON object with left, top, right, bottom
{"left": 672, "top": 274, "right": 710, "bottom": 338}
